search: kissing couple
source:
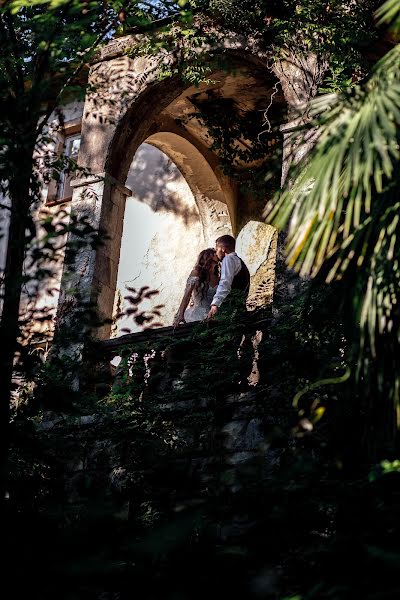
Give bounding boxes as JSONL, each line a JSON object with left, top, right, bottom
{"left": 173, "top": 234, "right": 250, "bottom": 327}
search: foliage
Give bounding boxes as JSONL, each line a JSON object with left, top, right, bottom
{"left": 207, "top": 0, "right": 379, "bottom": 92}
{"left": 0, "top": 0, "right": 191, "bottom": 194}
{"left": 0, "top": 0, "right": 197, "bottom": 499}
{"left": 264, "top": 0, "right": 400, "bottom": 446}
{"left": 9, "top": 281, "right": 399, "bottom": 600}
{"left": 123, "top": 1, "right": 382, "bottom": 222}
{"left": 184, "top": 92, "right": 282, "bottom": 186}
{"left": 3, "top": 1, "right": 400, "bottom": 597}
{"left": 126, "top": 18, "right": 217, "bottom": 85}
{"left": 121, "top": 0, "right": 381, "bottom": 207}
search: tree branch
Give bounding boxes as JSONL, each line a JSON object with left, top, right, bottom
{"left": 35, "top": 16, "right": 119, "bottom": 138}
{"left": 0, "top": 12, "right": 24, "bottom": 96}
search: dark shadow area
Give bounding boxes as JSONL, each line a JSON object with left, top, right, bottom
{"left": 6, "top": 283, "right": 399, "bottom": 600}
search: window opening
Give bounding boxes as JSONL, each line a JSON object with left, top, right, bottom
{"left": 56, "top": 133, "right": 81, "bottom": 201}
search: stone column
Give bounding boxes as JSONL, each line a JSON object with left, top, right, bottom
{"left": 54, "top": 45, "right": 167, "bottom": 352}
{"left": 55, "top": 173, "right": 130, "bottom": 355}
{"left": 236, "top": 221, "right": 277, "bottom": 310}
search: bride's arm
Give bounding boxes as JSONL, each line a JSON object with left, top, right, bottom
{"left": 173, "top": 271, "right": 198, "bottom": 326}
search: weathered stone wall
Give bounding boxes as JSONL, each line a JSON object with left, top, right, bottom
{"left": 114, "top": 143, "right": 206, "bottom": 334}
{"left": 21, "top": 104, "right": 235, "bottom": 339}
{"left": 4, "top": 28, "right": 326, "bottom": 350}
{"left": 1, "top": 102, "right": 84, "bottom": 343}
{"left": 55, "top": 35, "right": 284, "bottom": 344}
{"left": 237, "top": 221, "right": 277, "bottom": 310}
{"left": 36, "top": 317, "right": 283, "bottom": 537}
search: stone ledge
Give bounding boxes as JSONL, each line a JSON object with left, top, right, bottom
{"left": 71, "top": 172, "right": 132, "bottom": 196}
{"left": 99, "top": 310, "right": 272, "bottom": 353}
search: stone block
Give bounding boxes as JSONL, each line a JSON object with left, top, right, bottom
{"left": 100, "top": 195, "right": 121, "bottom": 237}
{"left": 221, "top": 420, "right": 247, "bottom": 450}
{"left": 225, "top": 451, "right": 258, "bottom": 466}
{"left": 221, "top": 418, "right": 264, "bottom": 451}
{"left": 236, "top": 220, "right": 277, "bottom": 309}
{"left": 244, "top": 418, "right": 264, "bottom": 449}
{"left": 80, "top": 414, "right": 97, "bottom": 426}
{"left": 93, "top": 252, "right": 114, "bottom": 287}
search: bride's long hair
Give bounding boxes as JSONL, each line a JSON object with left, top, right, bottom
{"left": 194, "top": 248, "right": 218, "bottom": 298}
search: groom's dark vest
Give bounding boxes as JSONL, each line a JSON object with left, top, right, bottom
{"left": 231, "top": 257, "right": 250, "bottom": 299}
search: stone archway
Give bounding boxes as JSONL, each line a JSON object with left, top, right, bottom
{"left": 113, "top": 137, "right": 233, "bottom": 334}
{"left": 56, "top": 35, "right": 286, "bottom": 343}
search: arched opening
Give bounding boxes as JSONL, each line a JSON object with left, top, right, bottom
{"left": 104, "top": 60, "right": 285, "bottom": 337}
{"left": 112, "top": 137, "right": 232, "bottom": 335}
{"left": 59, "top": 49, "right": 285, "bottom": 341}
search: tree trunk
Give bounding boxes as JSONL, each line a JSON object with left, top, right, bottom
{"left": 0, "top": 175, "right": 31, "bottom": 509}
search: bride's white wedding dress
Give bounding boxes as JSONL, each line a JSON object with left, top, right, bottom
{"left": 183, "top": 276, "right": 218, "bottom": 323}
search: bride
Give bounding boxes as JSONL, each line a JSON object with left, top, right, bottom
{"left": 173, "top": 248, "right": 219, "bottom": 326}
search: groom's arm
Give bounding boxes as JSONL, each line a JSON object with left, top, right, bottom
{"left": 208, "top": 254, "right": 239, "bottom": 317}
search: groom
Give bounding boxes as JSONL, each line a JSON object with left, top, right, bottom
{"left": 207, "top": 234, "right": 250, "bottom": 319}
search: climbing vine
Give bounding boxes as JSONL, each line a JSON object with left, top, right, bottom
{"left": 123, "top": 0, "right": 380, "bottom": 207}
{"left": 206, "top": 0, "right": 379, "bottom": 91}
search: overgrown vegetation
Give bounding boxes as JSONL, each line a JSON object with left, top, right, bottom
{"left": 2, "top": 0, "right": 400, "bottom": 598}
{"left": 0, "top": 0, "right": 194, "bottom": 502}
{"left": 208, "top": 0, "right": 378, "bottom": 90}
{"left": 264, "top": 0, "right": 400, "bottom": 459}
{"left": 6, "top": 280, "right": 400, "bottom": 599}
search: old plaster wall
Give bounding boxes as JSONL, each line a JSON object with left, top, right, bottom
{"left": 114, "top": 143, "right": 206, "bottom": 335}
{"left": 28, "top": 102, "right": 85, "bottom": 338}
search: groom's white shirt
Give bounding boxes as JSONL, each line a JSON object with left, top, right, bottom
{"left": 211, "top": 252, "right": 242, "bottom": 307}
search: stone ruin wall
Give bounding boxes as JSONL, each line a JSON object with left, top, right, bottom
{"left": 20, "top": 27, "right": 327, "bottom": 347}
{"left": 23, "top": 29, "right": 329, "bottom": 544}
{"left": 56, "top": 39, "right": 284, "bottom": 341}
{"left": 0, "top": 18, "right": 330, "bottom": 357}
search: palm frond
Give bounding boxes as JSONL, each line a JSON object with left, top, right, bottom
{"left": 264, "top": 39, "right": 400, "bottom": 400}
{"left": 264, "top": 43, "right": 400, "bottom": 279}
{"left": 375, "top": 0, "right": 400, "bottom": 32}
